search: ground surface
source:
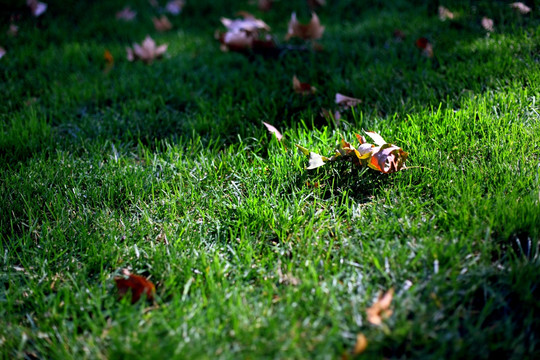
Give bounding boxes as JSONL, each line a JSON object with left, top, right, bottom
{"left": 1, "top": 0, "right": 540, "bottom": 358}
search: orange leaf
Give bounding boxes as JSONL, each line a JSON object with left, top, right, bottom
{"left": 366, "top": 288, "right": 394, "bottom": 325}
{"left": 114, "top": 269, "right": 155, "bottom": 304}
{"left": 104, "top": 50, "right": 114, "bottom": 64}
{"left": 353, "top": 333, "right": 368, "bottom": 355}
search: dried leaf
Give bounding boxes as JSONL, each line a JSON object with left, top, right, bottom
{"left": 481, "top": 17, "right": 494, "bottom": 32}
{"left": 262, "top": 122, "right": 283, "bottom": 141}
{"left": 353, "top": 333, "right": 368, "bottom": 355}
{"left": 293, "top": 75, "right": 316, "bottom": 95}
{"left": 393, "top": 29, "right": 406, "bottom": 41}
{"left": 369, "top": 144, "right": 408, "bottom": 174}
{"left": 166, "top": 0, "right": 185, "bottom": 15}
{"left": 335, "top": 93, "right": 362, "bottom": 107}
{"left": 307, "top": 0, "right": 326, "bottom": 9}
{"left": 285, "top": 12, "right": 325, "bottom": 41}
{"left": 438, "top": 6, "right": 454, "bottom": 21}
{"left": 218, "top": 14, "right": 274, "bottom": 53}
{"left": 364, "top": 131, "right": 386, "bottom": 146}
{"left": 366, "top": 288, "right": 394, "bottom": 325}
{"left": 116, "top": 6, "right": 136, "bottom": 21}
{"left": 296, "top": 144, "right": 310, "bottom": 156}
{"left": 126, "top": 36, "right": 168, "bottom": 64}
{"left": 510, "top": 2, "right": 531, "bottom": 14}
{"left": 415, "top": 37, "right": 433, "bottom": 58}
{"left": 27, "top": 0, "right": 47, "bottom": 17}
{"left": 258, "top": 0, "right": 273, "bottom": 11}
{"left": 114, "top": 269, "right": 156, "bottom": 304}
{"left": 8, "top": 24, "right": 19, "bottom": 37}
{"left": 307, "top": 151, "right": 327, "bottom": 170}
{"left": 153, "top": 15, "right": 173, "bottom": 32}
{"left": 104, "top": 50, "right": 114, "bottom": 64}
{"left": 0, "top": 47, "right": 6, "bottom": 60}
{"left": 221, "top": 15, "right": 270, "bottom": 33}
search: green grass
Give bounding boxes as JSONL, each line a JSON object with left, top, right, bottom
{"left": 1, "top": 0, "right": 540, "bottom": 358}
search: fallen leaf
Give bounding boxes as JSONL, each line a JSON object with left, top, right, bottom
{"left": 221, "top": 15, "right": 270, "bottom": 33}
{"left": 307, "top": 151, "right": 328, "bottom": 170}
{"left": 104, "top": 50, "right": 114, "bottom": 64}
{"left": 218, "top": 14, "right": 274, "bottom": 53}
{"left": 285, "top": 12, "right": 325, "bottom": 41}
{"left": 116, "top": 6, "right": 136, "bottom": 21}
{"left": 307, "top": 0, "right": 326, "bottom": 8}
{"left": 335, "top": 93, "right": 362, "bottom": 107}
{"left": 262, "top": 122, "right": 283, "bottom": 141}
{"left": 364, "top": 131, "right": 386, "bottom": 146}
{"left": 8, "top": 24, "right": 19, "bottom": 37}
{"left": 0, "top": 47, "right": 5, "bottom": 59}
{"left": 481, "top": 17, "right": 494, "bottom": 32}
{"left": 293, "top": 75, "right": 316, "bottom": 95}
{"left": 510, "top": 2, "right": 531, "bottom": 14}
{"left": 369, "top": 144, "right": 408, "bottom": 174}
{"left": 258, "top": 0, "right": 273, "bottom": 11}
{"left": 114, "top": 269, "right": 155, "bottom": 304}
{"left": 126, "top": 36, "right": 168, "bottom": 64}
{"left": 27, "top": 0, "right": 47, "bottom": 17}
{"left": 353, "top": 333, "right": 368, "bottom": 355}
{"left": 393, "top": 29, "right": 406, "bottom": 41}
{"left": 166, "top": 0, "right": 185, "bottom": 15}
{"left": 366, "top": 288, "right": 394, "bottom": 325}
{"left": 438, "top": 6, "right": 454, "bottom": 21}
{"left": 415, "top": 37, "right": 433, "bottom": 58}
{"left": 153, "top": 15, "right": 173, "bottom": 32}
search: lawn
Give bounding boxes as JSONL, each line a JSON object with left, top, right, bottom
{"left": 1, "top": 0, "right": 540, "bottom": 358}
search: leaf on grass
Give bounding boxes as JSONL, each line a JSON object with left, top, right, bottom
{"left": 481, "top": 17, "right": 494, "bottom": 32}
{"left": 114, "top": 269, "right": 155, "bottom": 304}
{"left": 0, "top": 47, "right": 6, "bottom": 60}
{"left": 126, "top": 36, "right": 168, "bottom": 64}
{"left": 369, "top": 144, "right": 408, "bottom": 174}
{"left": 218, "top": 14, "right": 274, "bottom": 53}
{"left": 393, "top": 29, "right": 406, "bottom": 41}
{"left": 262, "top": 122, "right": 283, "bottom": 141}
{"left": 103, "top": 50, "right": 114, "bottom": 73}
{"left": 415, "top": 37, "right": 433, "bottom": 58}
{"left": 258, "top": 0, "right": 273, "bottom": 11}
{"left": 116, "top": 6, "right": 136, "bottom": 21}
{"left": 438, "top": 6, "right": 454, "bottom": 21}
{"left": 307, "top": 0, "right": 326, "bottom": 9}
{"left": 293, "top": 75, "right": 316, "bottom": 95}
{"left": 366, "top": 288, "right": 394, "bottom": 325}
{"left": 296, "top": 144, "right": 310, "bottom": 156}
{"left": 8, "top": 24, "right": 19, "bottom": 37}
{"left": 336, "top": 93, "right": 362, "bottom": 107}
{"left": 221, "top": 14, "right": 270, "bottom": 33}
{"left": 153, "top": 15, "right": 173, "bottom": 32}
{"left": 510, "top": 2, "right": 531, "bottom": 14}
{"left": 353, "top": 333, "right": 368, "bottom": 355}
{"left": 27, "top": 0, "right": 47, "bottom": 17}
{"left": 307, "top": 151, "right": 328, "bottom": 170}
{"left": 285, "top": 12, "right": 324, "bottom": 41}
{"left": 166, "top": 0, "right": 185, "bottom": 15}
{"left": 364, "top": 130, "right": 386, "bottom": 146}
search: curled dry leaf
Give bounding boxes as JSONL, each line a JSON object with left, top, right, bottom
{"left": 262, "top": 122, "right": 283, "bottom": 141}
{"left": 126, "top": 36, "right": 168, "bottom": 64}
{"left": 353, "top": 333, "right": 368, "bottom": 355}
{"left": 116, "top": 6, "right": 136, "bottom": 21}
{"left": 510, "top": 2, "right": 531, "bottom": 14}
{"left": 153, "top": 15, "right": 173, "bottom": 32}
{"left": 218, "top": 14, "right": 274, "bottom": 53}
{"left": 293, "top": 75, "right": 316, "bottom": 95}
{"left": 258, "top": 0, "right": 273, "bottom": 11}
{"left": 366, "top": 288, "right": 394, "bottom": 325}
{"left": 27, "top": 0, "right": 47, "bottom": 17}
{"left": 221, "top": 14, "right": 270, "bottom": 33}
{"left": 438, "top": 6, "right": 455, "bottom": 21}
{"left": 415, "top": 37, "right": 433, "bottom": 58}
{"left": 481, "top": 17, "right": 494, "bottom": 32}
{"left": 166, "top": 0, "right": 185, "bottom": 15}
{"left": 114, "top": 269, "right": 156, "bottom": 304}
{"left": 285, "top": 12, "right": 325, "bottom": 41}
{"left": 336, "top": 93, "right": 362, "bottom": 107}
{"left": 0, "top": 47, "right": 6, "bottom": 60}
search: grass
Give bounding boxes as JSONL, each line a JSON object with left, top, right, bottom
{"left": 1, "top": 0, "right": 540, "bottom": 358}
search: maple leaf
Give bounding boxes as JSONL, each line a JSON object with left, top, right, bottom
{"left": 166, "top": 0, "right": 185, "bottom": 15}
{"left": 335, "top": 93, "right": 362, "bottom": 108}
{"left": 353, "top": 333, "right": 368, "bottom": 355}
{"left": 262, "top": 122, "right": 283, "bottom": 141}
{"left": 126, "top": 36, "right": 168, "bottom": 64}
{"left": 27, "top": 0, "right": 47, "bottom": 17}
{"left": 114, "top": 269, "right": 156, "bottom": 304}
{"left": 438, "top": 6, "right": 455, "bottom": 21}
{"left": 285, "top": 12, "right": 325, "bottom": 41}
{"left": 293, "top": 75, "right": 316, "bottom": 95}
{"left": 510, "top": 2, "right": 531, "bottom": 14}
{"left": 366, "top": 288, "right": 394, "bottom": 326}
{"left": 116, "top": 6, "right": 136, "bottom": 21}
{"left": 0, "top": 47, "right": 6, "bottom": 60}
{"left": 415, "top": 37, "right": 433, "bottom": 58}
{"left": 481, "top": 17, "right": 494, "bottom": 32}
{"left": 153, "top": 15, "right": 173, "bottom": 32}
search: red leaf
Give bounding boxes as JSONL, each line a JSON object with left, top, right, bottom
{"left": 114, "top": 270, "right": 155, "bottom": 304}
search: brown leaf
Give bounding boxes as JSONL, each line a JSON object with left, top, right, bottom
{"left": 116, "top": 6, "right": 136, "bottom": 21}
{"left": 438, "top": 6, "right": 455, "bottom": 21}
{"left": 366, "top": 288, "right": 394, "bottom": 325}
{"left": 262, "top": 121, "right": 283, "bottom": 141}
{"left": 221, "top": 15, "right": 270, "bottom": 33}
{"left": 166, "top": 0, "right": 185, "bottom": 15}
{"left": 393, "top": 29, "right": 406, "bottom": 41}
{"left": 104, "top": 50, "right": 114, "bottom": 64}
{"left": 126, "top": 36, "right": 168, "bottom": 64}
{"left": 153, "top": 15, "right": 173, "bottom": 32}
{"left": 293, "top": 75, "right": 316, "bottom": 95}
{"left": 510, "top": 2, "right": 531, "bottom": 14}
{"left": 353, "top": 333, "right": 368, "bottom": 355}
{"left": 285, "top": 12, "right": 325, "bottom": 41}
{"left": 335, "top": 93, "right": 362, "bottom": 107}
{"left": 7, "top": 24, "right": 19, "bottom": 37}
{"left": 415, "top": 37, "right": 433, "bottom": 58}
{"left": 369, "top": 144, "right": 408, "bottom": 174}
{"left": 481, "top": 17, "right": 494, "bottom": 32}
{"left": 114, "top": 269, "right": 155, "bottom": 304}
{"left": 307, "top": 0, "right": 326, "bottom": 9}
{"left": 27, "top": 0, "right": 47, "bottom": 17}
{"left": 258, "top": 0, "right": 273, "bottom": 11}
